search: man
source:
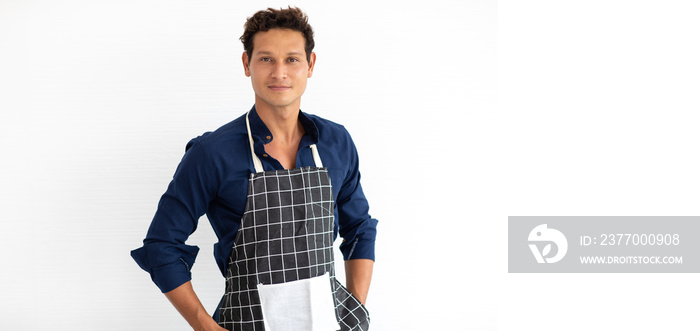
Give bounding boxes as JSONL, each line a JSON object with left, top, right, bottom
{"left": 131, "top": 7, "right": 377, "bottom": 331}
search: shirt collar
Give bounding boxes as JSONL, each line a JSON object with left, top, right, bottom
{"left": 247, "top": 105, "right": 319, "bottom": 145}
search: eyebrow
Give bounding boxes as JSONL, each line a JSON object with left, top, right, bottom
{"left": 255, "top": 51, "right": 304, "bottom": 56}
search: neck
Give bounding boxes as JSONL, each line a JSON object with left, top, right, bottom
{"left": 255, "top": 103, "right": 304, "bottom": 145}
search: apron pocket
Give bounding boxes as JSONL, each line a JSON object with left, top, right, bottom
{"left": 333, "top": 279, "right": 371, "bottom": 331}
{"left": 257, "top": 272, "right": 340, "bottom": 331}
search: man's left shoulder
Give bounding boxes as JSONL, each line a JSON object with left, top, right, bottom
{"left": 304, "top": 112, "right": 351, "bottom": 137}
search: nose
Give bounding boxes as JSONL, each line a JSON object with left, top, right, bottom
{"left": 271, "top": 62, "right": 287, "bottom": 79}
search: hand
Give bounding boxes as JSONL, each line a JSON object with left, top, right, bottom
{"left": 195, "top": 320, "right": 228, "bottom": 331}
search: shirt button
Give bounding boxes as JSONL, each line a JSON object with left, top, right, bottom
{"left": 262, "top": 154, "right": 269, "bottom": 158}
{"left": 266, "top": 135, "right": 272, "bottom": 140}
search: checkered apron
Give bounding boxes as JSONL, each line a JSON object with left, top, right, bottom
{"left": 217, "top": 112, "right": 370, "bottom": 331}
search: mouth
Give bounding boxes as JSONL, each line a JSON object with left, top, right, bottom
{"left": 267, "top": 85, "right": 291, "bottom": 92}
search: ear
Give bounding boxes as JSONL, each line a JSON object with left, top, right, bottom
{"left": 242, "top": 51, "right": 251, "bottom": 77}
{"left": 307, "top": 52, "right": 316, "bottom": 78}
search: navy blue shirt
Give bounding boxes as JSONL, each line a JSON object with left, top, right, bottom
{"left": 131, "top": 106, "right": 378, "bottom": 293}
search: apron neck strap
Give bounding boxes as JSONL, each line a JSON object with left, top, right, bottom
{"left": 246, "top": 111, "right": 265, "bottom": 173}
{"left": 246, "top": 111, "right": 323, "bottom": 173}
{"left": 310, "top": 144, "right": 323, "bottom": 168}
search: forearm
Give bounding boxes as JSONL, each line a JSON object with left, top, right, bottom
{"left": 164, "top": 281, "right": 225, "bottom": 331}
{"left": 344, "top": 259, "right": 374, "bottom": 305}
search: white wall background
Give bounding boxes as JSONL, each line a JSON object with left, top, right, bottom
{"left": 498, "top": 1, "right": 700, "bottom": 331}
{"left": 1, "top": 0, "right": 698, "bottom": 330}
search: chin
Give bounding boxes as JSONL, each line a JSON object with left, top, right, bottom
{"left": 259, "top": 96, "right": 300, "bottom": 109}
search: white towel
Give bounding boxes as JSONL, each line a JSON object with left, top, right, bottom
{"left": 257, "top": 272, "right": 340, "bottom": 331}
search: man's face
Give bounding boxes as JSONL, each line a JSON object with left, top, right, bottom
{"left": 243, "top": 28, "right": 315, "bottom": 112}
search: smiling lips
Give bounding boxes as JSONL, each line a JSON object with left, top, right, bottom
{"left": 268, "top": 85, "right": 291, "bottom": 91}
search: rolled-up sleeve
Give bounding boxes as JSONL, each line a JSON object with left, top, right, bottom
{"left": 131, "top": 138, "right": 218, "bottom": 293}
{"left": 336, "top": 134, "right": 378, "bottom": 261}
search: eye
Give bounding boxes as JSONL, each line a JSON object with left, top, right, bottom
{"left": 288, "top": 58, "right": 299, "bottom": 63}
{"left": 260, "top": 57, "right": 272, "bottom": 62}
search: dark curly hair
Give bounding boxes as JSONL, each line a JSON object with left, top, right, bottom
{"left": 240, "top": 7, "right": 315, "bottom": 63}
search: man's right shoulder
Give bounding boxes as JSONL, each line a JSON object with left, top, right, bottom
{"left": 185, "top": 113, "right": 248, "bottom": 155}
